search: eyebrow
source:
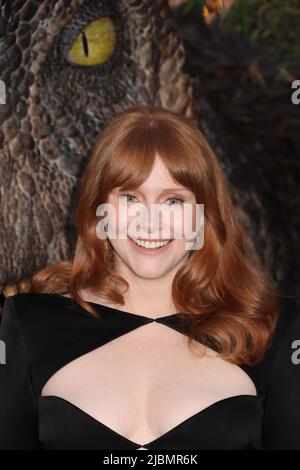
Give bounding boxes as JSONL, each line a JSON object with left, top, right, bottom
{"left": 117, "top": 187, "right": 190, "bottom": 194}
{"left": 158, "top": 187, "right": 189, "bottom": 194}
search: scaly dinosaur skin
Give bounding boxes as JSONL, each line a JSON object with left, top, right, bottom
{"left": 0, "top": 0, "right": 197, "bottom": 291}
{"left": 0, "top": 0, "right": 295, "bottom": 296}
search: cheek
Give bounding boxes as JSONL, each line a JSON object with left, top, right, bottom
{"left": 116, "top": 206, "right": 129, "bottom": 238}
{"left": 183, "top": 204, "right": 200, "bottom": 241}
{"left": 170, "top": 207, "right": 195, "bottom": 241}
{"left": 171, "top": 211, "right": 184, "bottom": 239}
{"left": 106, "top": 202, "right": 130, "bottom": 239}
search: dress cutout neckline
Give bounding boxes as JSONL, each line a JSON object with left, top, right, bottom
{"left": 40, "top": 393, "right": 263, "bottom": 449}
{"left": 37, "top": 292, "right": 263, "bottom": 449}
{"left": 48, "top": 292, "right": 185, "bottom": 321}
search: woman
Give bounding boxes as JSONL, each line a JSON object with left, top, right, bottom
{"left": 0, "top": 105, "right": 299, "bottom": 450}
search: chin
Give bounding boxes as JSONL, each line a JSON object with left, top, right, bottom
{"left": 130, "top": 266, "right": 170, "bottom": 280}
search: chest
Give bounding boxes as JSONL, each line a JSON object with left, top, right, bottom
{"left": 40, "top": 321, "right": 257, "bottom": 447}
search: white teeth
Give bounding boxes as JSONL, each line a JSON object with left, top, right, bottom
{"left": 132, "top": 239, "right": 170, "bottom": 249}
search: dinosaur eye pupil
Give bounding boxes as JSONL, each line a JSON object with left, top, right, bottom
{"left": 81, "top": 31, "right": 89, "bottom": 57}
{"left": 68, "top": 17, "right": 117, "bottom": 66}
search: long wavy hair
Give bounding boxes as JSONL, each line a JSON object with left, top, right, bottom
{"left": 26, "top": 105, "right": 278, "bottom": 366}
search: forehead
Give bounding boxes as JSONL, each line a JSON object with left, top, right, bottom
{"left": 140, "top": 155, "right": 180, "bottom": 189}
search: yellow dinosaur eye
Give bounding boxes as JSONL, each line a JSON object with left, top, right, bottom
{"left": 68, "top": 17, "right": 117, "bottom": 66}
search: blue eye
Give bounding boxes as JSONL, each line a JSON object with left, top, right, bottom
{"left": 119, "top": 193, "right": 138, "bottom": 202}
{"left": 164, "top": 198, "right": 184, "bottom": 206}
{"left": 119, "top": 194, "right": 184, "bottom": 205}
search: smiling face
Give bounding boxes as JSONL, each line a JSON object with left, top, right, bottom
{"left": 105, "top": 154, "right": 198, "bottom": 280}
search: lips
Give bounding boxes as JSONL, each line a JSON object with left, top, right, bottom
{"left": 129, "top": 237, "right": 171, "bottom": 246}
{"left": 128, "top": 237, "right": 173, "bottom": 254}
{"left": 133, "top": 238, "right": 171, "bottom": 242}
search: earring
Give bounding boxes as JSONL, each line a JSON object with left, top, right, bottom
{"left": 103, "top": 238, "right": 112, "bottom": 263}
{"left": 103, "top": 238, "right": 109, "bottom": 253}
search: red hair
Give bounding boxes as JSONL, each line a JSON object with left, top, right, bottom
{"left": 28, "top": 105, "right": 278, "bottom": 366}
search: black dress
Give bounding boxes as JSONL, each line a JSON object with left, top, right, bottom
{"left": 0, "top": 292, "right": 299, "bottom": 450}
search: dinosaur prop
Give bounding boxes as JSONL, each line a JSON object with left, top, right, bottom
{"left": 0, "top": 0, "right": 297, "bottom": 301}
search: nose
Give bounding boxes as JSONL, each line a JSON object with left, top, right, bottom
{"left": 138, "top": 201, "right": 161, "bottom": 238}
